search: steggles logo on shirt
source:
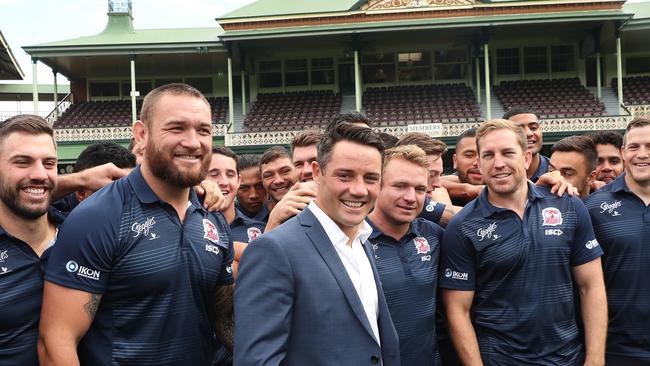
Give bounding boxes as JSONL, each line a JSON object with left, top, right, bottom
{"left": 599, "top": 201, "right": 622, "bottom": 216}
{"left": 131, "top": 217, "right": 157, "bottom": 239}
{"left": 0, "top": 250, "right": 8, "bottom": 263}
{"left": 477, "top": 222, "right": 499, "bottom": 241}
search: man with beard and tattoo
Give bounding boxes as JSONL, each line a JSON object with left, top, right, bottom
{"left": 38, "top": 83, "right": 234, "bottom": 366}
{"left": 0, "top": 115, "right": 64, "bottom": 366}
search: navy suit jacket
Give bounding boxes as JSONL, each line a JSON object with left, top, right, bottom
{"left": 234, "top": 208, "right": 400, "bottom": 366}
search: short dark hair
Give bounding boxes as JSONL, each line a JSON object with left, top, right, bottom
{"left": 589, "top": 130, "right": 623, "bottom": 149}
{"left": 0, "top": 114, "right": 54, "bottom": 147}
{"left": 378, "top": 132, "right": 399, "bottom": 149}
{"left": 624, "top": 117, "right": 650, "bottom": 145}
{"left": 140, "top": 83, "right": 210, "bottom": 126}
{"left": 396, "top": 132, "right": 447, "bottom": 157}
{"left": 325, "top": 111, "right": 372, "bottom": 134}
{"left": 291, "top": 130, "right": 323, "bottom": 154}
{"left": 503, "top": 106, "right": 539, "bottom": 120}
{"left": 212, "top": 145, "right": 239, "bottom": 173}
{"left": 260, "top": 146, "right": 291, "bottom": 167}
{"left": 238, "top": 154, "right": 261, "bottom": 171}
{"left": 456, "top": 127, "right": 477, "bottom": 145}
{"left": 551, "top": 135, "right": 598, "bottom": 172}
{"left": 74, "top": 141, "right": 136, "bottom": 173}
{"left": 317, "top": 122, "right": 384, "bottom": 171}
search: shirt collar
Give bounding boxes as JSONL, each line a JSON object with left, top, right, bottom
{"left": 0, "top": 206, "right": 66, "bottom": 238}
{"left": 478, "top": 181, "right": 543, "bottom": 218}
{"left": 530, "top": 154, "right": 550, "bottom": 182}
{"left": 609, "top": 173, "right": 630, "bottom": 193}
{"left": 127, "top": 165, "right": 203, "bottom": 212}
{"left": 308, "top": 201, "right": 372, "bottom": 246}
{"left": 367, "top": 217, "right": 421, "bottom": 242}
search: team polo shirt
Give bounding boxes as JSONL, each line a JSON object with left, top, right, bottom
{"left": 440, "top": 183, "right": 602, "bottom": 364}
{"left": 367, "top": 217, "right": 444, "bottom": 366}
{"left": 230, "top": 207, "right": 266, "bottom": 243}
{"left": 530, "top": 154, "right": 550, "bottom": 183}
{"left": 585, "top": 174, "right": 650, "bottom": 360}
{"left": 0, "top": 209, "right": 64, "bottom": 366}
{"left": 235, "top": 200, "right": 269, "bottom": 223}
{"left": 45, "top": 167, "right": 233, "bottom": 366}
{"left": 418, "top": 196, "right": 445, "bottom": 225}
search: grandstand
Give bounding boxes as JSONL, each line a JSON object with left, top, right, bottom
{"left": 16, "top": 0, "right": 650, "bottom": 158}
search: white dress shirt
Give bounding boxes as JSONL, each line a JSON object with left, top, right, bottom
{"left": 308, "top": 201, "right": 380, "bottom": 344}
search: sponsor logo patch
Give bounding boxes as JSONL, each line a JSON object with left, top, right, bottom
{"left": 477, "top": 222, "right": 498, "bottom": 241}
{"left": 542, "top": 207, "right": 563, "bottom": 226}
{"left": 66, "top": 260, "right": 101, "bottom": 281}
{"left": 0, "top": 250, "right": 8, "bottom": 263}
{"left": 247, "top": 227, "right": 262, "bottom": 242}
{"left": 445, "top": 268, "right": 468, "bottom": 281}
{"left": 414, "top": 236, "right": 430, "bottom": 254}
{"left": 203, "top": 219, "right": 220, "bottom": 243}
{"left": 131, "top": 217, "right": 157, "bottom": 239}
{"left": 585, "top": 239, "right": 600, "bottom": 250}
{"left": 205, "top": 244, "right": 221, "bottom": 255}
{"left": 545, "top": 229, "right": 563, "bottom": 236}
{"left": 600, "top": 201, "right": 622, "bottom": 217}
{"left": 425, "top": 202, "right": 435, "bottom": 212}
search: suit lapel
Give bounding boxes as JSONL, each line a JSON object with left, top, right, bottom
{"left": 299, "top": 210, "right": 379, "bottom": 344}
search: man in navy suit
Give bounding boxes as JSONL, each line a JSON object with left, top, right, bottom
{"left": 234, "top": 122, "right": 400, "bottom": 366}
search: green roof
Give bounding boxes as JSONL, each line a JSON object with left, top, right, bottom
{"left": 220, "top": 8, "right": 630, "bottom": 40}
{"left": 219, "top": 0, "right": 364, "bottom": 20}
{"left": 624, "top": 1, "right": 650, "bottom": 20}
{"left": 0, "top": 30, "right": 24, "bottom": 80}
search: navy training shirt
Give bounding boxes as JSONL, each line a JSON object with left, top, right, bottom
{"left": 439, "top": 182, "right": 602, "bottom": 364}
{"left": 368, "top": 217, "right": 444, "bottom": 366}
{"left": 530, "top": 154, "right": 550, "bottom": 183}
{"left": 234, "top": 200, "right": 269, "bottom": 223}
{"left": 585, "top": 174, "right": 650, "bottom": 360}
{"left": 0, "top": 209, "right": 64, "bottom": 366}
{"left": 45, "top": 167, "right": 233, "bottom": 366}
{"left": 418, "top": 196, "right": 445, "bottom": 225}
{"left": 229, "top": 207, "right": 266, "bottom": 243}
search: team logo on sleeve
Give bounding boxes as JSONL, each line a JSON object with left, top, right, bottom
{"left": 542, "top": 207, "right": 563, "bottom": 226}
{"left": 65, "top": 260, "right": 101, "bottom": 280}
{"left": 247, "top": 227, "right": 262, "bottom": 241}
{"left": 203, "top": 219, "right": 220, "bottom": 243}
{"left": 414, "top": 237, "right": 430, "bottom": 254}
{"left": 425, "top": 202, "right": 435, "bottom": 212}
{"left": 585, "top": 239, "right": 600, "bottom": 249}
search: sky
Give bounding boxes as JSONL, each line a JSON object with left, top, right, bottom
{"left": 1, "top": 0, "right": 257, "bottom": 85}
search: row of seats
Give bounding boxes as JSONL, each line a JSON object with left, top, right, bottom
{"left": 363, "top": 84, "right": 482, "bottom": 125}
{"left": 613, "top": 76, "right": 650, "bottom": 105}
{"left": 54, "top": 98, "right": 228, "bottom": 128}
{"left": 244, "top": 91, "right": 341, "bottom": 132}
{"left": 494, "top": 78, "right": 606, "bottom": 119}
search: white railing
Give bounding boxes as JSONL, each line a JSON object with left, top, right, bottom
{"left": 46, "top": 93, "right": 74, "bottom": 125}
{"left": 54, "top": 123, "right": 228, "bottom": 142}
{"left": 626, "top": 104, "right": 650, "bottom": 117}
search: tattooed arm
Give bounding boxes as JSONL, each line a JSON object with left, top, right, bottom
{"left": 38, "top": 282, "right": 102, "bottom": 366}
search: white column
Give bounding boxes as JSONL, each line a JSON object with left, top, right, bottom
{"left": 53, "top": 70, "right": 59, "bottom": 119}
{"left": 32, "top": 58, "right": 39, "bottom": 114}
{"left": 475, "top": 57, "right": 481, "bottom": 104}
{"left": 354, "top": 50, "right": 362, "bottom": 112}
{"left": 484, "top": 44, "right": 491, "bottom": 120}
{"left": 241, "top": 71, "right": 246, "bottom": 116}
{"left": 596, "top": 52, "right": 602, "bottom": 100}
{"left": 616, "top": 37, "right": 624, "bottom": 115}
{"left": 130, "top": 56, "right": 137, "bottom": 123}
{"left": 228, "top": 56, "right": 234, "bottom": 125}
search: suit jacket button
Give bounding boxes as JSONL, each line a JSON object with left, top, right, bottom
{"left": 370, "top": 355, "right": 380, "bottom": 364}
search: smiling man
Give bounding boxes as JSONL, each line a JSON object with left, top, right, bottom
{"left": 440, "top": 119, "right": 607, "bottom": 365}
{"left": 367, "top": 145, "right": 444, "bottom": 365}
{"left": 585, "top": 117, "right": 650, "bottom": 365}
{"left": 550, "top": 135, "right": 598, "bottom": 200}
{"left": 590, "top": 130, "right": 624, "bottom": 185}
{"left": 235, "top": 123, "right": 400, "bottom": 366}
{"left": 259, "top": 146, "right": 296, "bottom": 211}
{"left": 0, "top": 115, "right": 63, "bottom": 366}
{"left": 39, "top": 84, "right": 234, "bottom": 365}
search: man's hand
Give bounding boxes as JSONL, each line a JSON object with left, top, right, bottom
{"left": 54, "top": 163, "right": 129, "bottom": 200}
{"left": 537, "top": 170, "right": 578, "bottom": 197}
{"left": 265, "top": 181, "right": 317, "bottom": 232}
{"left": 590, "top": 180, "right": 607, "bottom": 193}
{"left": 195, "top": 180, "right": 226, "bottom": 211}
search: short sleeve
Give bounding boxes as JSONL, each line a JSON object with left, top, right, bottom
{"left": 45, "top": 195, "right": 122, "bottom": 294}
{"left": 438, "top": 218, "right": 476, "bottom": 290}
{"left": 570, "top": 198, "right": 603, "bottom": 266}
{"left": 419, "top": 197, "right": 445, "bottom": 224}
